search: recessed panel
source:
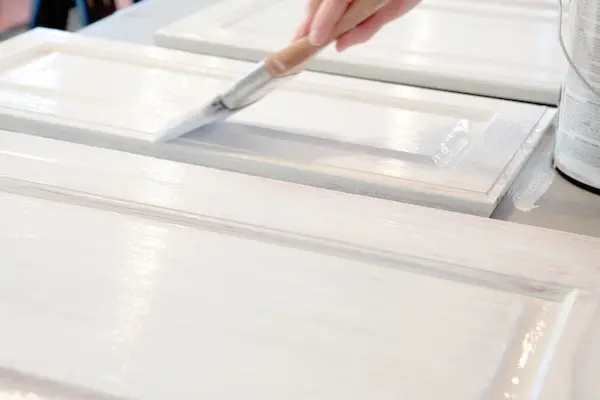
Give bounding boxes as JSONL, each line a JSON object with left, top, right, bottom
{"left": 0, "top": 29, "right": 554, "bottom": 216}
{"left": 155, "top": 0, "right": 567, "bottom": 104}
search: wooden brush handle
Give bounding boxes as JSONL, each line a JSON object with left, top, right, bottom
{"left": 265, "top": 0, "right": 388, "bottom": 77}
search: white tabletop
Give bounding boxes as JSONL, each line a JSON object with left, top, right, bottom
{"left": 80, "top": 0, "right": 600, "bottom": 238}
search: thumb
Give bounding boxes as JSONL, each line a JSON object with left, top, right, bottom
{"left": 294, "top": 0, "right": 323, "bottom": 40}
{"left": 309, "top": 0, "right": 353, "bottom": 46}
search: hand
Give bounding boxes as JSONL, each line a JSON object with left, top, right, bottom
{"left": 115, "top": 0, "right": 134, "bottom": 9}
{"left": 294, "top": 0, "right": 422, "bottom": 52}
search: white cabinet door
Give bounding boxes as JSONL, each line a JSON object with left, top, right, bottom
{"left": 0, "top": 29, "right": 555, "bottom": 217}
{"left": 0, "top": 132, "right": 599, "bottom": 400}
{"left": 155, "top": 0, "right": 567, "bottom": 105}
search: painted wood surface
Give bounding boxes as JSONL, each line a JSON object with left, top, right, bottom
{"left": 73, "top": 0, "right": 600, "bottom": 239}
{"left": 155, "top": 0, "right": 568, "bottom": 105}
{"left": 0, "top": 28, "right": 555, "bottom": 216}
{"left": 0, "top": 131, "right": 599, "bottom": 399}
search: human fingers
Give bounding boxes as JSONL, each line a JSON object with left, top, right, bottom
{"left": 334, "top": 9, "right": 386, "bottom": 51}
{"left": 293, "top": 0, "right": 323, "bottom": 40}
{"left": 115, "top": 0, "right": 134, "bottom": 9}
{"left": 309, "top": 0, "right": 353, "bottom": 46}
{"left": 335, "top": 0, "right": 422, "bottom": 51}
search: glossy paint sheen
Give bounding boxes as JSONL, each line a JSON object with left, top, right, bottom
{"left": 0, "top": 132, "right": 599, "bottom": 399}
{"left": 0, "top": 193, "right": 544, "bottom": 399}
{"left": 155, "top": 0, "right": 568, "bottom": 104}
{"left": 0, "top": 29, "right": 555, "bottom": 216}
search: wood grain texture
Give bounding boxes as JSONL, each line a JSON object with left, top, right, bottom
{"left": 0, "top": 133, "right": 597, "bottom": 399}
{"left": 154, "top": 0, "right": 568, "bottom": 104}
{"left": 0, "top": 28, "right": 554, "bottom": 217}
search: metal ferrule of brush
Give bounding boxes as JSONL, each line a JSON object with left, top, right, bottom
{"left": 218, "top": 61, "right": 274, "bottom": 110}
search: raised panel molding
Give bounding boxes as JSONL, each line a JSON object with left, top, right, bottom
{"left": 0, "top": 132, "right": 599, "bottom": 400}
{"left": 155, "top": 0, "right": 567, "bottom": 105}
{"left": 0, "top": 29, "right": 555, "bottom": 217}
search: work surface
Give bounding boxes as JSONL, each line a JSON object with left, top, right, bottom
{"left": 80, "top": 0, "right": 600, "bottom": 238}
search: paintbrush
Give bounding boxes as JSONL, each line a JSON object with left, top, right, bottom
{"left": 156, "top": 0, "right": 389, "bottom": 142}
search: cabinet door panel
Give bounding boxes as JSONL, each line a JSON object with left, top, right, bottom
{"left": 0, "top": 29, "right": 554, "bottom": 216}
{"left": 0, "top": 132, "right": 600, "bottom": 400}
{"left": 155, "top": 0, "right": 567, "bottom": 104}
{"left": 1, "top": 134, "right": 598, "bottom": 399}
